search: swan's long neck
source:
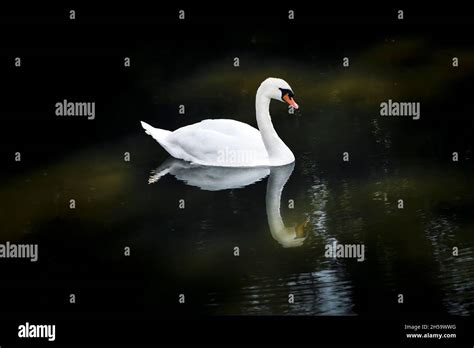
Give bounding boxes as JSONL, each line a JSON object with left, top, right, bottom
{"left": 256, "top": 87, "right": 294, "bottom": 166}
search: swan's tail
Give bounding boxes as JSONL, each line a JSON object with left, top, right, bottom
{"left": 140, "top": 121, "right": 172, "bottom": 143}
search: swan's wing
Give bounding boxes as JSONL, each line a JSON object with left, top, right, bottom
{"left": 167, "top": 119, "right": 269, "bottom": 166}
{"left": 194, "top": 119, "right": 259, "bottom": 137}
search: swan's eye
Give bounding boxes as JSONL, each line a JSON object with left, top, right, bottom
{"left": 280, "top": 88, "right": 299, "bottom": 109}
{"left": 279, "top": 88, "right": 294, "bottom": 99}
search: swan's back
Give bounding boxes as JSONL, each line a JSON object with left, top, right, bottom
{"left": 174, "top": 119, "right": 260, "bottom": 138}
{"left": 167, "top": 119, "right": 269, "bottom": 166}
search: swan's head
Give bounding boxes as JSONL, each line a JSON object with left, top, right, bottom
{"left": 259, "top": 77, "right": 299, "bottom": 109}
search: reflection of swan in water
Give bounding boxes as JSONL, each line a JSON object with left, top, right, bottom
{"left": 149, "top": 158, "right": 308, "bottom": 247}
{"left": 149, "top": 157, "right": 270, "bottom": 191}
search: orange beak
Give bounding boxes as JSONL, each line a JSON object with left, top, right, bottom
{"left": 283, "top": 94, "right": 299, "bottom": 109}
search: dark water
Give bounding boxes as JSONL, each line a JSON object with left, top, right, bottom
{"left": 0, "top": 7, "right": 473, "bottom": 320}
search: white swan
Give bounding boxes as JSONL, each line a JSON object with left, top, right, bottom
{"left": 140, "top": 77, "right": 299, "bottom": 167}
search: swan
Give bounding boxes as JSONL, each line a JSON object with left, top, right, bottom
{"left": 140, "top": 77, "right": 299, "bottom": 167}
